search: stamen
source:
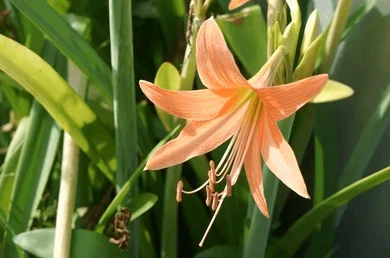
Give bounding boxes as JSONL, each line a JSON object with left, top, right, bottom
{"left": 226, "top": 175, "right": 232, "bottom": 197}
{"left": 181, "top": 180, "right": 209, "bottom": 194}
{"left": 208, "top": 171, "right": 215, "bottom": 192}
{"left": 215, "top": 132, "right": 239, "bottom": 177}
{"left": 209, "top": 161, "right": 216, "bottom": 183}
{"left": 205, "top": 186, "right": 212, "bottom": 206}
{"left": 176, "top": 181, "right": 183, "bottom": 202}
{"left": 199, "top": 193, "right": 226, "bottom": 247}
{"left": 211, "top": 192, "right": 219, "bottom": 211}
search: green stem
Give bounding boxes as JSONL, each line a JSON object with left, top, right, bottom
{"left": 161, "top": 2, "right": 206, "bottom": 257}
{"left": 108, "top": 0, "right": 138, "bottom": 256}
{"left": 320, "top": 0, "right": 353, "bottom": 73}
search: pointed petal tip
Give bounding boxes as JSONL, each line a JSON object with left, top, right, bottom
{"left": 262, "top": 209, "right": 270, "bottom": 218}
{"left": 298, "top": 188, "right": 310, "bottom": 199}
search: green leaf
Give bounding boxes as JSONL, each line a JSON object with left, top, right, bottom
{"left": 154, "top": 62, "right": 181, "bottom": 131}
{"left": 13, "top": 229, "right": 126, "bottom": 258}
{"left": 311, "top": 79, "right": 354, "bottom": 103}
{"left": 156, "top": 0, "right": 185, "bottom": 50}
{"left": 2, "top": 103, "right": 61, "bottom": 257}
{"left": 216, "top": 5, "right": 267, "bottom": 76}
{"left": 269, "top": 166, "right": 390, "bottom": 257}
{"left": 10, "top": 0, "right": 113, "bottom": 102}
{"left": 0, "top": 117, "right": 29, "bottom": 215}
{"left": 127, "top": 193, "right": 158, "bottom": 222}
{"left": 337, "top": 82, "right": 390, "bottom": 211}
{"left": 0, "top": 34, "right": 116, "bottom": 181}
{"left": 95, "top": 126, "right": 180, "bottom": 233}
{"left": 109, "top": 0, "right": 138, "bottom": 186}
{"left": 342, "top": 0, "right": 376, "bottom": 40}
{"left": 194, "top": 245, "right": 240, "bottom": 258}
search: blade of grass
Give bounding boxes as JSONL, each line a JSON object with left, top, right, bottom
{"left": 9, "top": 0, "right": 113, "bottom": 102}
{"left": 0, "top": 118, "right": 29, "bottom": 216}
{"left": 337, "top": 82, "right": 390, "bottom": 219}
{"left": 0, "top": 34, "right": 116, "bottom": 181}
{"left": 108, "top": 1, "right": 138, "bottom": 256}
{"left": 269, "top": 166, "right": 390, "bottom": 257}
{"left": 2, "top": 102, "right": 61, "bottom": 257}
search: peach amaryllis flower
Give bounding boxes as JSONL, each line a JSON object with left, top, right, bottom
{"left": 229, "top": 0, "right": 250, "bottom": 10}
{"left": 139, "top": 17, "right": 328, "bottom": 246}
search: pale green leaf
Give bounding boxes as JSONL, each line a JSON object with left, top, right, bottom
{"left": 13, "top": 229, "right": 126, "bottom": 258}
{"left": 311, "top": 79, "right": 354, "bottom": 103}
{"left": 154, "top": 62, "right": 181, "bottom": 131}
{"left": 0, "top": 34, "right": 116, "bottom": 181}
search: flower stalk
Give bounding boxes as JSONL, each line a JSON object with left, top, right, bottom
{"left": 53, "top": 63, "right": 86, "bottom": 258}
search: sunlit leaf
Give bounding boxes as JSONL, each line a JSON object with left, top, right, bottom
{"left": 0, "top": 34, "right": 116, "bottom": 181}
{"left": 311, "top": 79, "right": 354, "bottom": 103}
{"left": 14, "top": 229, "right": 126, "bottom": 258}
{"left": 154, "top": 62, "right": 181, "bottom": 131}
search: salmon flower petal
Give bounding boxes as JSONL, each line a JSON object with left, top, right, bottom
{"left": 260, "top": 111, "right": 309, "bottom": 198}
{"left": 145, "top": 101, "right": 250, "bottom": 170}
{"left": 228, "top": 0, "right": 250, "bottom": 10}
{"left": 244, "top": 115, "right": 269, "bottom": 217}
{"left": 196, "top": 18, "right": 250, "bottom": 90}
{"left": 257, "top": 74, "right": 328, "bottom": 120}
{"left": 140, "top": 80, "right": 241, "bottom": 121}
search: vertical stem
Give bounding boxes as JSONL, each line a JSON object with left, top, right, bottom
{"left": 108, "top": 0, "right": 139, "bottom": 256}
{"left": 161, "top": 2, "right": 206, "bottom": 257}
{"left": 54, "top": 61, "right": 86, "bottom": 258}
{"left": 54, "top": 134, "right": 80, "bottom": 258}
{"left": 320, "top": 0, "right": 353, "bottom": 73}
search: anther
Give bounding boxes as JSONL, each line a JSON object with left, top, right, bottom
{"left": 176, "top": 181, "right": 183, "bottom": 202}
{"left": 211, "top": 192, "right": 219, "bottom": 211}
{"left": 208, "top": 171, "right": 215, "bottom": 192}
{"left": 205, "top": 186, "right": 212, "bottom": 206}
{"left": 226, "top": 175, "right": 232, "bottom": 197}
{"left": 209, "top": 161, "right": 216, "bottom": 183}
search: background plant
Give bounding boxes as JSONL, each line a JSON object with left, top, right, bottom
{"left": 0, "top": 0, "right": 388, "bottom": 257}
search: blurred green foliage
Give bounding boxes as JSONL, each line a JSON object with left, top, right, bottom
{"left": 0, "top": 0, "right": 388, "bottom": 257}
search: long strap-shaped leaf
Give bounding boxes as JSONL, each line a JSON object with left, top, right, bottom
{"left": 268, "top": 166, "right": 390, "bottom": 257}
{"left": 9, "top": 0, "right": 113, "bottom": 102}
{"left": 0, "top": 34, "right": 116, "bottom": 181}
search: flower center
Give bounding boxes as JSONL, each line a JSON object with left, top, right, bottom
{"left": 176, "top": 93, "right": 262, "bottom": 246}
